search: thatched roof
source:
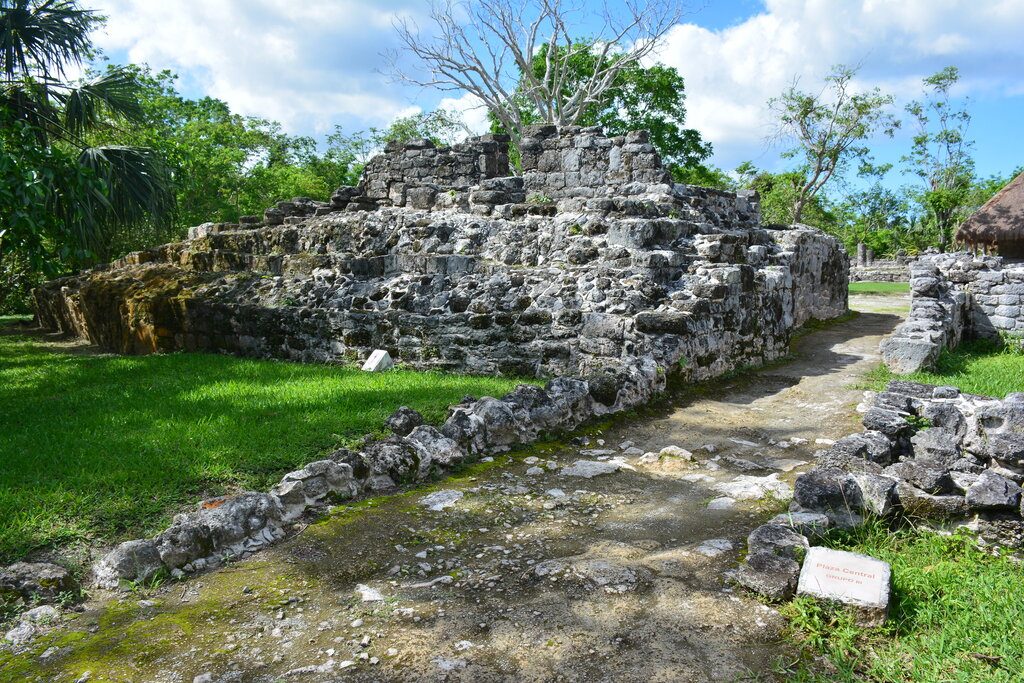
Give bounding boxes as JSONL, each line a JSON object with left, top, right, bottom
{"left": 956, "top": 171, "right": 1024, "bottom": 246}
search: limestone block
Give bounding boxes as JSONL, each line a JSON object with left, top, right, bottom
{"left": 362, "top": 349, "right": 394, "bottom": 372}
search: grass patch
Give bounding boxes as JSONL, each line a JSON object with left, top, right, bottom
{"left": 778, "top": 520, "right": 1024, "bottom": 682}
{"left": 849, "top": 281, "right": 910, "bottom": 295}
{"left": 864, "top": 338, "right": 1024, "bottom": 398}
{"left": 0, "top": 328, "right": 530, "bottom": 564}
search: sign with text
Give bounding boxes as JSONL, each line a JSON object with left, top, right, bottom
{"left": 797, "top": 547, "right": 891, "bottom": 621}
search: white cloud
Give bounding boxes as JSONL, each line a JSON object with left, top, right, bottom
{"left": 656, "top": 0, "right": 1024, "bottom": 170}
{"left": 437, "top": 92, "right": 492, "bottom": 138}
{"left": 90, "top": 0, "right": 423, "bottom": 134}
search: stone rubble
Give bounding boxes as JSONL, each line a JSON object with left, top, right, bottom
{"left": 731, "top": 380, "right": 1024, "bottom": 605}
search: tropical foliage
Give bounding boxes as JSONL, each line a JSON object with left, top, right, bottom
{"left": 0, "top": 0, "right": 173, "bottom": 294}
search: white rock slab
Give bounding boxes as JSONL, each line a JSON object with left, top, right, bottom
{"left": 713, "top": 473, "right": 793, "bottom": 501}
{"left": 560, "top": 460, "right": 621, "bottom": 478}
{"left": 797, "top": 547, "right": 891, "bottom": 626}
{"left": 706, "top": 497, "right": 736, "bottom": 510}
{"left": 693, "top": 538, "right": 734, "bottom": 558}
{"left": 362, "top": 349, "right": 394, "bottom": 372}
{"left": 355, "top": 584, "right": 385, "bottom": 602}
{"left": 420, "top": 490, "right": 463, "bottom": 511}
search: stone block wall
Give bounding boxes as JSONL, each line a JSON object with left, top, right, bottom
{"left": 35, "top": 127, "right": 848, "bottom": 410}
{"left": 360, "top": 135, "right": 510, "bottom": 208}
{"left": 881, "top": 253, "right": 1024, "bottom": 373}
{"left": 850, "top": 260, "right": 909, "bottom": 283}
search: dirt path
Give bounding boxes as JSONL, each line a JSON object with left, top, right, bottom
{"left": 2, "top": 296, "right": 907, "bottom": 683}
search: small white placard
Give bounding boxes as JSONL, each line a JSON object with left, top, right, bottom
{"left": 797, "top": 547, "right": 890, "bottom": 609}
{"left": 361, "top": 349, "right": 394, "bottom": 372}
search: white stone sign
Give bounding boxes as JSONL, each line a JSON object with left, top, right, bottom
{"left": 797, "top": 547, "right": 891, "bottom": 626}
{"left": 361, "top": 349, "right": 394, "bottom": 372}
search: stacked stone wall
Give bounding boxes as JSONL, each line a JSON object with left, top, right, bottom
{"left": 881, "top": 253, "right": 1024, "bottom": 373}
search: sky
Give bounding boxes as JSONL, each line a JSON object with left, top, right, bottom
{"left": 87, "top": 0, "right": 1024, "bottom": 188}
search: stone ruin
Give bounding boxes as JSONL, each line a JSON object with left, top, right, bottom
{"left": 882, "top": 252, "right": 1024, "bottom": 373}
{"left": 28, "top": 126, "right": 852, "bottom": 587}
{"left": 732, "top": 380, "right": 1024, "bottom": 603}
{"left": 35, "top": 125, "right": 848, "bottom": 408}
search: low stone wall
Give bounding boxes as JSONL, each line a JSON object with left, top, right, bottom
{"left": 850, "top": 260, "right": 908, "bottom": 282}
{"left": 93, "top": 378, "right": 610, "bottom": 588}
{"left": 881, "top": 253, "right": 1024, "bottom": 373}
{"left": 731, "top": 380, "right": 1024, "bottom": 600}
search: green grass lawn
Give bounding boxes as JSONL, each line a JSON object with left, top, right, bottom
{"left": 849, "top": 281, "right": 911, "bottom": 295}
{"left": 779, "top": 522, "right": 1024, "bottom": 682}
{"left": 0, "top": 328, "right": 528, "bottom": 564}
{"left": 865, "top": 338, "right": 1024, "bottom": 398}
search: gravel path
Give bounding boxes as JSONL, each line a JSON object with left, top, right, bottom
{"left": 5, "top": 296, "right": 907, "bottom": 683}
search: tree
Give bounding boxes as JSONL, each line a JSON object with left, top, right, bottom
{"left": 769, "top": 65, "right": 898, "bottom": 223}
{"left": 492, "top": 43, "right": 713, "bottom": 177}
{"left": 901, "top": 66, "right": 974, "bottom": 251}
{"left": 88, "top": 65, "right": 366, "bottom": 234}
{"left": 0, "top": 0, "right": 173, "bottom": 269}
{"left": 738, "top": 166, "right": 839, "bottom": 230}
{"left": 389, "top": 0, "right": 681, "bottom": 143}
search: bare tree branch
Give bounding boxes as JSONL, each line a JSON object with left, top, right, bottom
{"left": 385, "top": 0, "right": 683, "bottom": 141}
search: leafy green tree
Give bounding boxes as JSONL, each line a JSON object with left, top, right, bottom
{"left": 87, "top": 65, "right": 364, "bottom": 233}
{"left": 737, "top": 164, "right": 839, "bottom": 230}
{"left": 493, "top": 44, "right": 713, "bottom": 180}
{"left": 769, "top": 65, "right": 898, "bottom": 223}
{"left": 0, "top": 0, "right": 173, "bottom": 272}
{"left": 901, "top": 66, "right": 974, "bottom": 251}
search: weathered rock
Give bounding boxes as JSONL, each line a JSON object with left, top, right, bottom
{"left": 793, "top": 467, "right": 863, "bottom": 514}
{"left": 0, "top": 562, "right": 74, "bottom": 601}
{"left": 560, "top": 460, "right": 621, "bottom": 479}
{"left": 93, "top": 539, "right": 165, "bottom": 589}
{"left": 895, "top": 482, "right": 968, "bottom": 519}
{"left": 406, "top": 425, "right": 465, "bottom": 470}
{"left": 770, "top": 512, "right": 832, "bottom": 537}
{"left": 884, "top": 460, "right": 954, "bottom": 495}
{"left": 729, "top": 551, "right": 800, "bottom": 601}
{"left": 385, "top": 406, "right": 424, "bottom": 436}
{"left": 712, "top": 473, "right": 793, "bottom": 501}
{"left": 910, "top": 428, "right": 960, "bottom": 463}
{"left": 849, "top": 473, "right": 899, "bottom": 516}
{"left": 862, "top": 408, "right": 913, "bottom": 439}
{"left": 746, "top": 524, "right": 809, "bottom": 560}
{"left": 966, "top": 470, "right": 1022, "bottom": 511}
{"left": 827, "top": 431, "right": 895, "bottom": 466}
{"left": 155, "top": 492, "right": 284, "bottom": 569}
{"left": 420, "top": 490, "right": 464, "bottom": 512}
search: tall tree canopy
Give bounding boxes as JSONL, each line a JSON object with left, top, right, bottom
{"left": 0, "top": 0, "right": 173, "bottom": 269}
{"left": 901, "top": 66, "right": 975, "bottom": 251}
{"left": 496, "top": 43, "right": 713, "bottom": 177}
{"left": 390, "top": 0, "right": 680, "bottom": 143}
{"left": 768, "top": 64, "right": 898, "bottom": 224}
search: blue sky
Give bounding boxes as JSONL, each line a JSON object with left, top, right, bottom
{"left": 89, "top": 0, "right": 1024, "bottom": 190}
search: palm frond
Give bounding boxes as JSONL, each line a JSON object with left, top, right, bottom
{"left": 72, "top": 145, "right": 175, "bottom": 259}
{"left": 59, "top": 66, "right": 145, "bottom": 136}
{"left": 0, "top": 78, "right": 62, "bottom": 142}
{"left": 0, "top": 0, "right": 97, "bottom": 80}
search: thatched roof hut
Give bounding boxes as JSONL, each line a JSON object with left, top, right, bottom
{"left": 956, "top": 171, "right": 1024, "bottom": 258}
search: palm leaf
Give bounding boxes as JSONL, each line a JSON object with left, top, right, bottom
{"left": 60, "top": 66, "right": 145, "bottom": 136}
{"left": 0, "top": 0, "right": 97, "bottom": 80}
{"left": 72, "top": 146, "right": 175, "bottom": 259}
{"left": 0, "top": 78, "right": 61, "bottom": 141}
